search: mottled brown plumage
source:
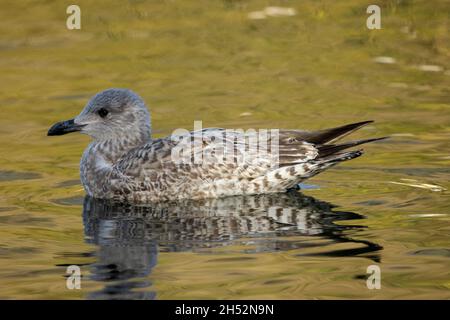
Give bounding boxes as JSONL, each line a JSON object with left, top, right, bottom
{"left": 48, "top": 88, "right": 386, "bottom": 203}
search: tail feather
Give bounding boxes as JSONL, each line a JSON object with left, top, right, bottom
{"left": 317, "top": 150, "right": 364, "bottom": 164}
{"left": 294, "top": 150, "right": 364, "bottom": 184}
{"left": 262, "top": 120, "right": 388, "bottom": 192}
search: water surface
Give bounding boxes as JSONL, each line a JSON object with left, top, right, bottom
{"left": 0, "top": 0, "right": 449, "bottom": 299}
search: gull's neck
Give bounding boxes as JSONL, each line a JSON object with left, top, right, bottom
{"left": 80, "top": 134, "right": 151, "bottom": 197}
{"left": 87, "top": 134, "right": 151, "bottom": 163}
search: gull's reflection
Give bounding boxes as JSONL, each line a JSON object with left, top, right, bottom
{"left": 82, "top": 190, "right": 381, "bottom": 299}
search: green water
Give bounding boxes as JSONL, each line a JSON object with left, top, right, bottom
{"left": 0, "top": 0, "right": 449, "bottom": 299}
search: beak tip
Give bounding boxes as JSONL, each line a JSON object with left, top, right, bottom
{"left": 47, "top": 119, "right": 82, "bottom": 136}
{"left": 47, "top": 123, "right": 62, "bottom": 136}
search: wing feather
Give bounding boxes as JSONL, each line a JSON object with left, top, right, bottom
{"left": 115, "top": 128, "right": 319, "bottom": 181}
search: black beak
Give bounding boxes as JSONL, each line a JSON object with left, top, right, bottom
{"left": 47, "top": 119, "right": 85, "bottom": 136}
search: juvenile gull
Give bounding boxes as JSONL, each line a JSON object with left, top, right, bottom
{"left": 48, "top": 88, "right": 386, "bottom": 203}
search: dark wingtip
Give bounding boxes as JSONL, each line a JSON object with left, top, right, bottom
{"left": 363, "top": 136, "right": 389, "bottom": 143}
{"left": 366, "top": 136, "right": 390, "bottom": 144}
{"left": 318, "top": 136, "right": 388, "bottom": 158}
{"left": 340, "top": 120, "right": 374, "bottom": 131}
{"left": 306, "top": 120, "right": 376, "bottom": 144}
{"left": 354, "top": 120, "right": 374, "bottom": 125}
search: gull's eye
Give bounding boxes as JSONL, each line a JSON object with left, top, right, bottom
{"left": 98, "top": 108, "right": 109, "bottom": 118}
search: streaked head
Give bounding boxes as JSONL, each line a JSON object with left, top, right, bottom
{"left": 47, "top": 88, "right": 151, "bottom": 141}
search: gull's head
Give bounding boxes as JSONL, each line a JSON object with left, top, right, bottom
{"left": 47, "top": 88, "right": 151, "bottom": 141}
